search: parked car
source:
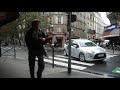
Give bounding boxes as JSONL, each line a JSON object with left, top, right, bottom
{"left": 64, "top": 39, "right": 106, "bottom": 62}
{"left": 103, "top": 40, "right": 110, "bottom": 48}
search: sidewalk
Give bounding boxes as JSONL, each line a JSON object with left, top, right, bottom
{"left": 0, "top": 56, "right": 112, "bottom": 78}
{"left": 106, "top": 48, "right": 120, "bottom": 55}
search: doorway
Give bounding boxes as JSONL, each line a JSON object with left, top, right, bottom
{"left": 56, "top": 37, "right": 63, "bottom": 47}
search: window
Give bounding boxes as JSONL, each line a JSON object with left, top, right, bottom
{"left": 58, "top": 16, "right": 63, "bottom": 24}
{"left": 55, "top": 16, "right": 58, "bottom": 24}
{"left": 54, "top": 12, "right": 58, "bottom": 14}
{"left": 72, "top": 41, "right": 78, "bottom": 46}
{"left": 58, "top": 16, "right": 61, "bottom": 24}
{"left": 79, "top": 41, "right": 96, "bottom": 47}
{"left": 65, "top": 40, "right": 74, "bottom": 45}
{"left": 57, "top": 27, "right": 61, "bottom": 32}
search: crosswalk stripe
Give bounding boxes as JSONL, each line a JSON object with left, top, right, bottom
{"left": 104, "top": 54, "right": 118, "bottom": 60}
{"left": 44, "top": 58, "right": 86, "bottom": 70}
{"left": 55, "top": 55, "right": 68, "bottom": 58}
{"left": 49, "top": 55, "right": 94, "bottom": 66}
{"left": 106, "top": 54, "right": 118, "bottom": 57}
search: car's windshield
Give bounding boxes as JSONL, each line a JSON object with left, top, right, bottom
{"left": 79, "top": 41, "right": 96, "bottom": 47}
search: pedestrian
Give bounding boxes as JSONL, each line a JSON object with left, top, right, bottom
{"left": 25, "top": 19, "right": 48, "bottom": 78}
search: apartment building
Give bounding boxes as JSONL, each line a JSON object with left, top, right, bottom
{"left": 107, "top": 12, "right": 120, "bottom": 25}
{"left": 104, "top": 12, "right": 120, "bottom": 45}
{"left": 42, "top": 12, "right": 105, "bottom": 47}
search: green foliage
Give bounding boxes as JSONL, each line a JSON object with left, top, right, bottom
{"left": 0, "top": 12, "right": 48, "bottom": 45}
{"left": 0, "top": 20, "right": 17, "bottom": 38}
{"left": 18, "top": 12, "right": 48, "bottom": 32}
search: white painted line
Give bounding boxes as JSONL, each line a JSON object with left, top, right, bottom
{"left": 49, "top": 55, "right": 94, "bottom": 66}
{"left": 106, "top": 54, "right": 118, "bottom": 59}
{"left": 55, "top": 55, "right": 68, "bottom": 58}
{"left": 44, "top": 58, "right": 86, "bottom": 70}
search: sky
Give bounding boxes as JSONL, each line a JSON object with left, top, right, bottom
{"left": 99, "top": 12, "right": 111, "bottom": 25}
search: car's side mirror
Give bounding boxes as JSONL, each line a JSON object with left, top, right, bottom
{"left": 76, "top": 44, "right": 79, "bottom": 48}
{"left": 72, "top": 44, "right": 79, "bottom": 48}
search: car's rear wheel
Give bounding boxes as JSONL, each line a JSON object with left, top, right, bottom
{"left": 64, "top": 49, "right": 68, "bottom": 56}
{"left": 79, "top": 53, "right": 85, "bottom": 62}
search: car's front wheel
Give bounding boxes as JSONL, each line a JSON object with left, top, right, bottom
{"left": 79, "top": 53, "right": 85, "bottom": 62}
{"left": 64, "top": 49, "right": 68, "bottom": 56}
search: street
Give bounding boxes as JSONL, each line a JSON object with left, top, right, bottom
{"left": 1, "top": 46, "right": 120, "bottom": 78}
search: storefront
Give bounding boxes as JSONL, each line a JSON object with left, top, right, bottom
{"left": 102, "top": 28, "right": 120, "bottom": 45}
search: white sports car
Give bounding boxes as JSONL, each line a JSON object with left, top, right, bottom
{"left": 64, "top": 39, "right": 106, "bottom": 62}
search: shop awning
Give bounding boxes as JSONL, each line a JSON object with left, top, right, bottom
{"left": 109, "top": 29, "right": 120, "bottom": 37}
{"left": 102, "top": 30, "right": 112, "bottom": 37}
{"left": 102, "top": 29, "right": 120, "bottom": 37}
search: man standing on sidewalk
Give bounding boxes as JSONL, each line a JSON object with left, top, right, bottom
{"left": 25, "top": 19, "right": 47, "bottom": 78}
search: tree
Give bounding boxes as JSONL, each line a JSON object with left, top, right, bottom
{"left": 0, "top": 12, "right": 48, "bottom": 46}
{"left": 0, "top": 20, "right": 17, "bottom": 44}
{"left": 17, "top": 12, "right": 48, "bottom": 46}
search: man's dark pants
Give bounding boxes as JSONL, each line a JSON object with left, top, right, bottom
{"left": 28, "top": 50, "right": 45, "bottom": 78}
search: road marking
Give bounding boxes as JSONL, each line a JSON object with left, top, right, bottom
{"left": 49, "top": 55, "right": 94, "bottom": 66}
{"left": 55, "top": 55, "right": 68, "bottom": 58}
{"left": 116, "top": 71, "right": 120, "bottom": 73}
{"left": 105, "top": 54, "right": 118, "bottom": 60}
{"left": 112, "top": 67, "right": 120, "bottom": 74}
{"left": 44, "top": 58, "right": 86, "bottom": 70}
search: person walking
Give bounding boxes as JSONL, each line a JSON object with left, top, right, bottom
{"left": 25, "top": 19, "right": 48, "bottom": 78}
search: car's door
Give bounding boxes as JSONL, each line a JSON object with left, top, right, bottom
{"left": 71, "top": 41, "right": 79, "bottom": 58}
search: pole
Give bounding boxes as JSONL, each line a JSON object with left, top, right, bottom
{"left": 113, "top": 43, "right": 114, "bottom": 54}
{"left": 68, "top": 12, "right": 72, "bottom": 74}
{"left": 13, "top": 38, "right": 16, "bottom": 58}
{"left": 0, "top": 39, "right": 1, "bottom": 57}
{"left": 52, "top": 46, "right": 54, "bottom": 68}
{"left": 13, "top": 26, "right": 16, "bottom": 58}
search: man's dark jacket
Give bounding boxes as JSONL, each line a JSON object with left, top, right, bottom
{"left": 25, "top": 27, "right": 47, "bottom": 56}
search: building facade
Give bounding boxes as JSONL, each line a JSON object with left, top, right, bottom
{"left": 42, "top": 12, "right": 105, "bottom": 47}
{"left": 103, "top": 12, "right": 120, "bottom": 45}
{"left": 106, "top": 12, "right": 120, "bottom": 25}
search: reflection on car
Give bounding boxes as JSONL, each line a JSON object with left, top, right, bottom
{"left": 64, "top": 39, "right": 106, "bottom": 62}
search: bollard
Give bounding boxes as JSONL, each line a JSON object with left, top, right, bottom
{"left": 0, "top": 39, "right": 1, "bottom": 57}
{"left": 113, "top": 43, "right": 114, "bottom": 54}
{"left": 50, "top": 44, "right": 54, "bottom": 68}
{"left": 52, "top": 46, "right": 54, "bottom": 68}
